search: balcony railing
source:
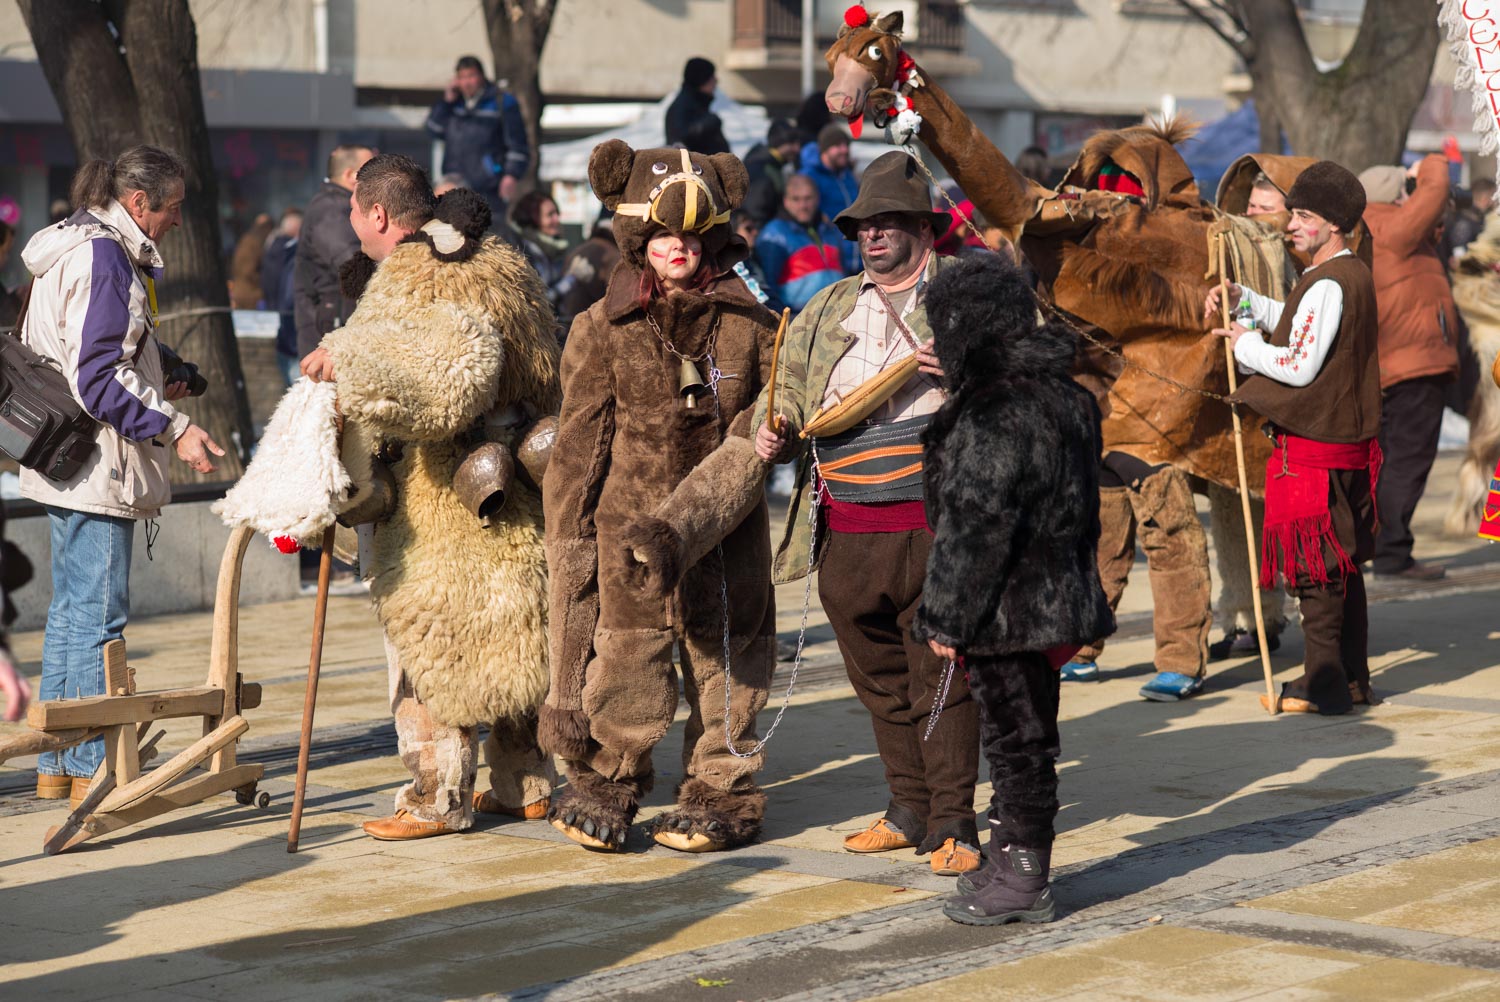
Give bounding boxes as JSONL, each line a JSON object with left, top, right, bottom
{"left": 732, "top": 0, "right": 965, "bottom": 53}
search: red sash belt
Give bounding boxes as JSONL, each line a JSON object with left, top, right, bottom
{"left": 1261, "top": 434, "right": 1381, "bottom": 589}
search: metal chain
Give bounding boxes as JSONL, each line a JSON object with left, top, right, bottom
{"left": 645, "top": 309, "right": 720, "bottom": 364}
{"left": 922, "top": 657, "right": 957, "bottom": 742}
{"left": 907, "top": 151, "right": 1233, "bottom": 405}
{"left": 712, "top": 379, "right": 820, "bottom": 760}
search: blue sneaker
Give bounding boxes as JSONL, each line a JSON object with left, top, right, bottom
{"left": 1139, "top": 671, "right": 1205, "bottom": 702}
{"left": 1059, "top": 661, "right": 1099, "bottom": 682}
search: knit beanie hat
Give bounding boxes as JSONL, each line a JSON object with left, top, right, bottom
{"left": 683, "top": 57, "right": 716, "bottom": 88}
{"left": 818, "top": 123, "right": 851, "bottom": 152}
{"left": 1285, "top": 160, "right": 1366, "bottom": 234}
{"left": 1357, "top": 165, "right": 1406, "bottom": 206}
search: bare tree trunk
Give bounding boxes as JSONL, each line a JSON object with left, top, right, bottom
{"left": 1255, "top": 96, "right": 1281, "bottom": 156}
{"left": 1241, "top": 0, "right": 1438, "bottom": 172}
{"left": 482, "top": 0, "right": 558, "bottom": 188}
{"left": 1175, "top": 0, "right": 1439, "bottom": 173}
{"left": 16, "top": 0, "right": 252, "bottom": 482}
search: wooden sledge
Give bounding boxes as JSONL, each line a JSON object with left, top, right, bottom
{"left": 2, "top": 525, "right": 269, "bottom": 854}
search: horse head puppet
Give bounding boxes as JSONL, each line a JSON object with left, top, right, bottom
{"left": 587, "top": 139, "right": 749, "bottom": 270}
{"left": 824, "top": 5, "right": 912, "bottom": 139}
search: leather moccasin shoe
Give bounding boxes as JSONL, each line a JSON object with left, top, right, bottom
{"left": 362, "top": 810, "right": 454, "bottom": 841}
{"left": 1379, "top": 561, "right": 1445, "bottom": 582}
{"left": 1259, "top": 693, "right": 1319, "bottom": 714}
{"left": 843, "top": 817, "right": 917, "bottom": 854}
{"left": 473, "top": 791, "right": 549, "bottom": 819}
{"left": 931, "top": 838, "right": 982, "bottom": 876}
{"left": 36, "top": 774, "right": 71, "bottom": 800}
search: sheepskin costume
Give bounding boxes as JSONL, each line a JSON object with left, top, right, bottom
{"left": 322, "top": 193, "right": 561, "bottom": 731}
{"left": 213, "top": 378, "right": 350, "bottom": 549}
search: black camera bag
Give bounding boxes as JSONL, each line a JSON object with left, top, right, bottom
{"left": 0, "top": 326, "right": 99, "bottom": 483}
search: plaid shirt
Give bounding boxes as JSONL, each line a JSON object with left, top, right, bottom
{"left": 752, "top": 252, "right": 960, "bottom": 583}
{"left": 820, "top": 268, "right": 944, "bottom": 424}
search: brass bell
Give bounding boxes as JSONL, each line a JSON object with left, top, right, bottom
{"left": 337, "top": 457, "right": 397, "bottom": 528}
{"left": 679, "top": 358, "right": 707, "bottom": 409}
{"left": 453, "top": 441, "right": 515, "bottom": 528}
{"left": 514, "top": 415, "right": 557, "bottom": 491}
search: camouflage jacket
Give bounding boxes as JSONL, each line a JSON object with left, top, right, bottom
{"left": 751, "top": 253, "right": 958, "bottom": 583}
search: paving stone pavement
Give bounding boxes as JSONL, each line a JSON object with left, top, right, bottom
{"left": 1, "top": 453, "right": 1499, "bottom": 1000}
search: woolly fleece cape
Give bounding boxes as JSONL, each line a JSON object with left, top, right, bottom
{"left": 323, "top": 231, "right": 561, "bottom": 728}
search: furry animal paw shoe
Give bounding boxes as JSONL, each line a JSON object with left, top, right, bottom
{"left": 547, "top": 784, "right": 635, "bottom": 852}
{"left": 651, "top": 779, "right": 765, "bottom": 852}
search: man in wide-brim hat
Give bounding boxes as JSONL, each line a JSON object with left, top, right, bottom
{"left": 751, "top": 151, "right": 986, "bottom": 878}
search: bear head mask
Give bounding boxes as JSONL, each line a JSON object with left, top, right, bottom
{"left": 586, "top": 139, "right": 750, "bottom": 271}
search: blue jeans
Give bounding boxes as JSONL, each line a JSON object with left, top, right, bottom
{"left": 37, "top": 507, "right": 134, "bottom": 778}
{"left": 276, "top": 350, "right": 301, "bottom": 388}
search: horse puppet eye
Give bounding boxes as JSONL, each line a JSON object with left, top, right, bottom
{"left": 867, "top": 44, "right": 883, "bottom": 60}
{"left": 693, "top": 164, "right": 704, "bottom": 175}
{"left": 651, "top": 161, "right": 668, "bottom": 175}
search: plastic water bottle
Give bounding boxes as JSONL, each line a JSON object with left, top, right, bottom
{"left": 1235, "top": 295, "right": 1256, "bottom": 331}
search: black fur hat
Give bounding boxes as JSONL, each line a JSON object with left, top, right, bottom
{"left": 925, "top": 254, "right": 1075, "bottom": 392}
{"left": 1285, "top": 160, "right": 1366, "bottom": 234}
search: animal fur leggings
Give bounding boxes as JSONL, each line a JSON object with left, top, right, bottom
{"left": 387, "top": 639, "right": 554, "bottom": 828}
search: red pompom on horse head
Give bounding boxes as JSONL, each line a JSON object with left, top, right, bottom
{"left": 844, "top": 4, "right": 870, "bottom": 28}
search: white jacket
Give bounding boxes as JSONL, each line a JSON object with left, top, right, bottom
{"left": 18, "top": 200, "right": 190, "bottom": 519}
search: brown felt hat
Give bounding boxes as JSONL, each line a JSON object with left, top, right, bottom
{"left": 834, "top": 151, "right": 951, "bottom": 240}
{"left": 1285, "top": 160, "right": 1366, "bottom": 234}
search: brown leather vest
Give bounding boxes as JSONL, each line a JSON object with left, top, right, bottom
{"left": 1233, "top": 254, "right": 1381, "bottom": 444}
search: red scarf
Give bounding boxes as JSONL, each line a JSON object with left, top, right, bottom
{"left": 1479, "top": 458, "right": 1500, "bottom": 542}
{"left": 1261, "top": 434, "right": 1382, "bottom": 589}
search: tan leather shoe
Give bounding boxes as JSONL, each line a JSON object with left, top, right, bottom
{"left": 843, "top": 817, "right": 916, "bottom": 854}
{"left": 361, "top": 810, "right": 454, "bottom": 841}
{"left": 36, "top": 774, "right": 70, "bottom": 800}
{"left": 473, "top": 791, "right": 549, "bottom": 820}
{"left": 1260, "top": 693, "right": 1319, "bottom": 714}
{"left": 931, "top": 838, "right": 982, "bottom": 876}
{"left": 69, "top": 777, "right": 93, "bottom": 811}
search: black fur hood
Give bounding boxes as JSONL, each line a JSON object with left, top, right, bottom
{"left": 924, "top": 254, "right": 1075, "bottom": 393}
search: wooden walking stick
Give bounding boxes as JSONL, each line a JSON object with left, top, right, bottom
{"left": 288, "top": 524, "right": 337, "bottom": 851}
{"left": 1216, "top": 235, "right": 1279, "bottom": 717}
{"left": 766, "top": 307, "right": 791, "bottom": 431}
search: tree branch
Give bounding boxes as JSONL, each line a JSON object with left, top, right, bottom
{"left": 1171, "top": 0, "right": 1250, "bottom": 61}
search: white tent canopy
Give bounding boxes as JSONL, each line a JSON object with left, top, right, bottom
{"left": 538, "top": 91, "right": 772, "bottom": 183}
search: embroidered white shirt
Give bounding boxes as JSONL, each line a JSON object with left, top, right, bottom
{"left": 1232, "top": 249, "right": 1351, "bottom": 388}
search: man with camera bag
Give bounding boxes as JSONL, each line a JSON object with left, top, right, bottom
{"left": 16, "top": 145, "right": 222, "bottom": 807}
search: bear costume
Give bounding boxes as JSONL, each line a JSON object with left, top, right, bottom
{"left": 912, "top": 254, "right": 1114, "bottom": 923}
{"left": 539, "top": 141, "right": 780, "bottom": 852}
{"left": 321, "top": 190, "right": 562, "bottom": 833}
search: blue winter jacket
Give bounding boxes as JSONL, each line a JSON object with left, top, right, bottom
{"left": 426, "top": 83, "right": 530, "bottom": 194}
{"left": 756, "top": 213, "right": 858, "bottom": 311}
{"left": 800, "top": 143, "right": 860, "bottom": 226}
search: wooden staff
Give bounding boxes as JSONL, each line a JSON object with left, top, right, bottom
{"left": 1216, "top": 235, "right": 1278, "bottom": 717}
{"left": 765, "top": 307, "right": 791, "bottom": 431}
{"left": 288, "top": 524, "right": 337, "bottom": 851}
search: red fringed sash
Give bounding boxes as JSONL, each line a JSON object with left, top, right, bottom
{"left": 1479, "top": 457, "right": 1500, "bottom": 542}
{"left": 1261, "top": 434, "right": 1382, "bottom": 589}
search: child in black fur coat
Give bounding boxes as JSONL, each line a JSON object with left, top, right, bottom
{"left": 913, "top": 254, "right": 1114, "bottom": 926}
